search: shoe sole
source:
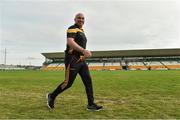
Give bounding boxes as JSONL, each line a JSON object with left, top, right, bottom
{"left": 46, "top": 93, "right": 53, "bottom": 109}
{"left": 86, "top": 108, "right": 103, "bottom": 111}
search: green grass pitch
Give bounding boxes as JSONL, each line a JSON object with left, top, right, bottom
{"left": 0, "top": 70, "right": 180, "bottom": 119}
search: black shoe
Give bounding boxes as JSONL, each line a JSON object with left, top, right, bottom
{"left": 87, "top": 103, "right": 103, "bottom": 111}
{"left": 46, "top": 93, "right": 54, "bottom": 109}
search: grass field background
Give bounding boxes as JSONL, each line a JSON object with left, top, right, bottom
{"left": 0, "top": 70, "right": 180, "bottom": 119}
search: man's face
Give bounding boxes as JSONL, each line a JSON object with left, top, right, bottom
{"left": 74, "top": 14, "right": 85, "bottom": 27}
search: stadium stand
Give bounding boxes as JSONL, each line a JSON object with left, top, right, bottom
{"left": 41, "top": 48, "right": 180, "bottom": 71}
{"left": 41, "top": 63, "right": 64, "bottom": 71}
{"left": 88, "top": 62, "right": 122, "bottom": 70}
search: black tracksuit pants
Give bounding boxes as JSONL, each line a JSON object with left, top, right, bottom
{"left": 51, "top": 54, "right": 94, "bottom": 105}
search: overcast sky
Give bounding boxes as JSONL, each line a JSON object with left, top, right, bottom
{"left": 0, "top": 0, "right": 180, "bottom": 66}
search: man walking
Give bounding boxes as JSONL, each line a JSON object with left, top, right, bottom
{"left": 46, "top": 13, "right": 103, "bottom": 111}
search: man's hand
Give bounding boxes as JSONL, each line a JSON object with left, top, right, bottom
{"left": 75, "top": 50, "right": 91, "bottom": 63}
{"left": 83, "top": 49, "right": 92, "bottom": 58}
{"left": 67, "top": 38, "right": 92, "bottom": 59}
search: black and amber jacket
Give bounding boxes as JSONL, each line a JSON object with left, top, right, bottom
{"left": 65, "top": 24, "right": 87, "bottom": 56}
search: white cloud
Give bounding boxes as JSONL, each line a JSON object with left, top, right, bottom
{"left": 0, "top": 0, "right": 179, "bottom": 65}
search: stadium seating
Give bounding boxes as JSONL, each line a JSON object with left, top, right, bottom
{"left": 41, "top": 61, "right": 180, "bottom": 71}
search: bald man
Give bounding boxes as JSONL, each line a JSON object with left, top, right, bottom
{"left": 46, "top": 13, "right": 103, "bottom": 111}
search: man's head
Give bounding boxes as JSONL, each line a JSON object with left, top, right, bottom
{"left": 74, "top": 13, "right": 85, "bottom": 28}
